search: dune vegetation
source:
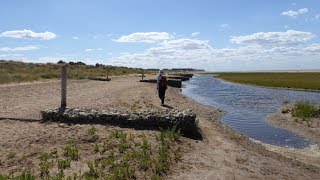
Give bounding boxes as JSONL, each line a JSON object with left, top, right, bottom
{"left": 0, "top": 60, "right": 152, "bottom": 84}
{"left": 214, "top": 72, "right": 320, "bottom": 91}
{"left": 0, "top": 127, "right": 182, "bottom": 179}
{"left": 292, "top": 101, "right": 320, "bottom": 119}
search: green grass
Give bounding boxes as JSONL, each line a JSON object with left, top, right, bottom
{"left": 0, "top": 129, "right": 182, "bottom": 179}
{"left": 0, "top": 60, "right": 154, "bottom": 84}
{"left": 0, "top": 171, "right": 35, "bottom": 180}
{"left": 291, "top": 101, "right": 320, "bottom": 127}
{"left": 292, "top": 101, "right": 319, "bottom": 119}
{"left": 214, "top": 72, "right": 320, "bottom": 90}
{"left": 63, "top": 140, "right": 80, "bottom": 161}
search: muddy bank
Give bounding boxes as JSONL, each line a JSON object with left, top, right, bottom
{"left": 0, "top": 75, "right": 320, "bottom": 179}
{"left": 267, "top": 104, "right": 320, "bottom": 145}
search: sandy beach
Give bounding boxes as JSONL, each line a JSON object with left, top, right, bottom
{"left": 0, "top": 75, "right": 319, "bottom": 179}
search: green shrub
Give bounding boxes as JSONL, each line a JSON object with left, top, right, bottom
{"left": 292, "top": 101, "right": 318, "bottom": 119}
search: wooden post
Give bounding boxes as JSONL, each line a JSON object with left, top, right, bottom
{"left": 61, "top": 65, "right": 67, "bottom": 108}
{"left": 106, "top": 67, "right": 109, "bottom": 80}
{"left": 142, "top": 69, "right": 144, "bottom": 80}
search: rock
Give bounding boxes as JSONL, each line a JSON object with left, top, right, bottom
{"left": 88, "top": 77, "right": 111, "bottom": 81}
{"left": 167, "top": 76, "right": 190, "bottom": 81}
{"left": 41, "top": 108, "right": 200, "bottom": 139}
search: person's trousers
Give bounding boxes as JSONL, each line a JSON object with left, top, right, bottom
{"left": 158, "top": 88, "right": 166, "bottom": 104}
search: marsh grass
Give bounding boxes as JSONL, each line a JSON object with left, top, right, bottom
{"left": 0, "top": 60, "right": 152, "bottom": 84}
{"left": 215, "top": 72, "right": 320, "bottom": 90}
{"left": 291, "top": 101, "right": 320, "bottom": 127}
{"left": 0, "top": 129, "right": 182, "bottom": 179}
{"left": 292, "top": 101, "right": 318, "bottom": 119}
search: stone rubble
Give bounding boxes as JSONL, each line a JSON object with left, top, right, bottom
{"left": 41, "top": 108, "right": 201, "bottom": 138}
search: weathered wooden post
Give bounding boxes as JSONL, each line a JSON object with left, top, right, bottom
{"left": 61, "top": 65, "right": 67, "bottom": 108}
{"left": 106, "top": 66, "right": 109, "bottom": 80}
{"left": 142, "top": 69, "right": 144, "bottom": 80}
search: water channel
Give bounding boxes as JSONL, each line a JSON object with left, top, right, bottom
{"left": 182, "top": 75, "right": 320, "bottom": 148}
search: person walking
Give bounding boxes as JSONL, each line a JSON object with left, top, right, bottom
{"left": 157, "top": 69, "right": 167, "bottom": 106}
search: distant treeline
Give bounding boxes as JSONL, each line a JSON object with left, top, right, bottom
{"left": 165, "top": 68, "right": 204, "bottom": 71}
{"left": 0, "top": 60, "right": 154, "bottom": 84}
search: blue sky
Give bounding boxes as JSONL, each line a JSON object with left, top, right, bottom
{"left": 0, "top": 0, "right": 320, "bottom": 71}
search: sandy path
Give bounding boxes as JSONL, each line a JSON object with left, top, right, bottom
{"left": 0, "top": 76, "right": 319, "bottom": 179}
{"left": 0, "top": 76, "right": 140, "bottom": 119}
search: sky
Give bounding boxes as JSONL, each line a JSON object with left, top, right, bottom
{"left": 0, "top": 0, "right": 320, "bottom": 71}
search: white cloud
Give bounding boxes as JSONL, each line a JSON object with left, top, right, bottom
{"left": 0, "top": 45, "right": 39, "bottom": 52}
{"left": 160, "top": 39, "right": 211, "bottom": 50}
{"left": 0, "top": 29, "right": 56, "bottom": 40}
{"left": 304, "top": 44, "right": 320, "bottom": 53}
{"left": 220, "top": 24, "right": 231, "bottom": 31}
{"left": 85, "top": 48, "right": 94, "bottom": 52}
{"left": 37, "top": 57, "right": 68, "bottom": 63}
{"left": 110, "top": 31, "right": 320, "bottom": 71}
{"left": 230, "top": 30, "right": 314, "bottom": 46}
{"left": 84, "top": 48, "right": 103, "bottom": 52}
{"left": 281, "top": 8, "right": 308, "bottom": 17}
{"left": 113, "top": 32, "right": 171, "bottom": 43}
{"left": 72, "top": 36, "right": 79, "bottom": 40}
{"left": 111, "top": 38, "right": 213, "bottom": 69}
{"left": 191, "top": 32, "right": 200, "bottom": 37}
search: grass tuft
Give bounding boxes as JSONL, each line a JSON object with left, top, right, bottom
{"left": 292, "top": 101, "right": 319, "bottom": 119}
{"left": 1, "top": 129, "right": 182, "bottom": 179}
{"left": 63, "top": 141, "right": 80, "bottom": 161}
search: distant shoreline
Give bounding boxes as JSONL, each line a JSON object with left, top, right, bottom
{"left": 202, "top": 70, "right": 320, "bottom": 73}
{"left": 215, "top": 77, "right": 320, "bottom": 93}
{"left": 203, "top": 72, "right": 320, "bottom": 92}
